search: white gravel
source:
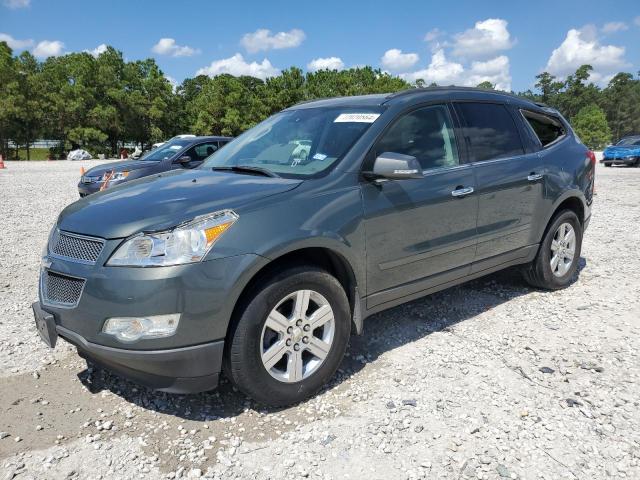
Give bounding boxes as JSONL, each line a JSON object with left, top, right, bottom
{"left": 1, "top": 160, "right": 639, "bottom": 479}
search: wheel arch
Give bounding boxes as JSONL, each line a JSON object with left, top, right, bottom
{"left": 538, "top": 191, "right": 587, "bottom": 242}
{"left": 228, "top": 244, "right": 363, "bottom": 341}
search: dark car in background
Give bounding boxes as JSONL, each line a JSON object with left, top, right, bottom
{"left": 601, "top": 135, "right": 640, "bottom": 167}
{"left": 78, "top": 136, "right": 232, "bottom": 196}
{"left": 36, "top": 87, "right": 594, "bottom": 406}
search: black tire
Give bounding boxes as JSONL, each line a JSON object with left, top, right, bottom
{"left": 522, "top": 210, "right": 583, "bottom": 290}
{"left": 604, "top": 162, "right": 612, "bottom": 167}
{"left": 224, "top": 265, "right": 351, "bottom": 407}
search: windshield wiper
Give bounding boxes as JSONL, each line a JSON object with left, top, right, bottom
{"left": 212, "top": 165, "right": 279, "bottom": 178}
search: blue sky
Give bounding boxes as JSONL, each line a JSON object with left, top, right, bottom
{"left": 1, "top": 0, "right": 639, "bottom": 91}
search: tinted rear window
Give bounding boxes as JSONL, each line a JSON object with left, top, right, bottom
{"left": 457, "top": 102, "right": 524, "bottom": 162}
{"left": 522, "top": 110, "right": 566, "bottom": 147}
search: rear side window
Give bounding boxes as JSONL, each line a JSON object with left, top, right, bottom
{"left": 456, "top": 102, "right": 524, "bottom": 162}
{"left": 521, "top": 110, "right": 566, "bottom": 147}
{"left": 375, "top": 105, "right": 459, "bottom": 171}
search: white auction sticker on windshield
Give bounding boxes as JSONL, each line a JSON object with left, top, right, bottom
{"left": 334, "top": 113, "right": 380, "bottom": 123}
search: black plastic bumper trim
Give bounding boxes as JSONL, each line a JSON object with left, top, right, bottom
{"left": 57, "top": 326, "right": 224, "bottom": 394}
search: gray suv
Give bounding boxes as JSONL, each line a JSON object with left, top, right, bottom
{"left": 33, "top": 88, "right": 595, "bottom": 406}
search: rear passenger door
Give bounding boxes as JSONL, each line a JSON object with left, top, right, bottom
{"left": 454, "top": 102, "right": 545, "bottom": 270}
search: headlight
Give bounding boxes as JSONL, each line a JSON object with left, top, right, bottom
{"left": 103, "top": 314, "right": 180, "bottom": 342}
{"left": 107, "top": 210, "right": 238, "bottom": 266}
{"left": 108, "top": 171, "right": 129, "bottom": 181}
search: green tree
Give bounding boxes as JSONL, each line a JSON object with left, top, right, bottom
{"left": 191, "top": 74, "right": 267, "bottom": 136}
{"left": 0, "top": 41, "right": 18, "bottom": 159}
{"left": 534, "top": 72, "right": 563, "bottom": 104}
{"left": 601, "top": 73, "right": 640, "bottom": 141}
{"left": 572, "top": 104, "right": 611, "bottom": 149}
{"left": 10, "top": 51, "right": 46, "bottom": 160}
{"left": 476, "top": 81, "right": 494, "bottom": 90}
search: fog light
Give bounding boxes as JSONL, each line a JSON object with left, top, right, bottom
{"left": 102, "top": 314, "right": 180, "bottom": 343}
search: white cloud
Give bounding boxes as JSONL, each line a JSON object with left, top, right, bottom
{"left": 307, "top": 56, "right": 345, "bottom": 71}
{"left": 400, "top": 49, "right": 511, "bottom": 91}
{"left": 452, "top": 18, "right": 514, "bottom": 59}
{"left": 0, "top": 32, "right": 33, "bottom": 49}
{"left": 602, "top": 21, "right": 628, "bottom": 34}
{"left": 85, "top": 43, "right": 108, "bottom": 57}
{"left": 381, "top": 48, "right": 419, "bottom": 71}
{"left": 32, "top": 40, "right": 64, "bottom": 58}
{"left": 466, "top": 56, "right": 511, "bottom": 90}
{"left": 152, "top": 38, "right": 199, "bottom": 57}
{"left": 634, "top": 16, "right": 640, "bottom": 27}
{"left": 424, "top": 28, "right": 442, "bottom": 42}
{"left": 545, "top": 26, "right": 628, "bottom": 82}
{"left": 400, "top": 49, "right": 463, "bottom": 85}
{"left": 241, "top": 28, "right": 305, "bottom": 53}
{"left": 3, "top": 0, "right": 30, "bottom": 8}
{"left": 196, "top": 53, "right": 279, "bottom": 80}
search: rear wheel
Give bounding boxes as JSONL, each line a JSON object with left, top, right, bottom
{"left": 224, "top": 266, "right": 350, "bottom": 406}
{"left": 604, "top": 162, "right": 612, "bottom": 167}
{"left": 522, "top": 210, "right": 583, "bottom": 290}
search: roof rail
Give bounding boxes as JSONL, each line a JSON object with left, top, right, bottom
{"left": 384, "top": 86, "right": 538, "bottom": 105}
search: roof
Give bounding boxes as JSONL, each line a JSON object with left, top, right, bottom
{"left": 191, "top": 135, "right": 233, "bottom": 141}
{"left": 288, "top": 86, "right": 541, "bottom": 111}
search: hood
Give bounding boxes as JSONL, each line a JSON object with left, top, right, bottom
{"left": 59, "top": 169, "right": 302, "bottom": 239}
{"left": 603, "top": 145, "right": 640, "bottom": 158}
{"left": 85, "top": 159, "right": 159, "bottom": 177}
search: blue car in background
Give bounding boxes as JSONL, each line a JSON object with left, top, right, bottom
{"left": 601, "top": 135, "right": 640, "bottom": 167}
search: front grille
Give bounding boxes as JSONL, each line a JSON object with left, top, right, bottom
{"left": 43, "top": 271, "right": 85, "bottom": 307}
{"left": 51, "top": 230, "right": 104, "bottom": 264}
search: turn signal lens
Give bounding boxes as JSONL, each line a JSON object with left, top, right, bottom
{"left": 205, "top": 222, "right": 233, "bottom": 245}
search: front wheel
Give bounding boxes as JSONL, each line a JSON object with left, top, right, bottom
{"left": 522, "top": 210, "right": 583, "bottom": 290}
{"left": 604, "top": 162, "right": 612, "bottom": 167}
{"left": 224, "top": 266, "right": 351, "bottom": 406}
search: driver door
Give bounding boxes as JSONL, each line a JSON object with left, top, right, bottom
{"left": 361, "top": 104, "right": 478, "bottom": 308}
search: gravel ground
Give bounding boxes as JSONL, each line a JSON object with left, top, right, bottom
{"left": 1, "top": 160, "right": 639, "bottom": 480}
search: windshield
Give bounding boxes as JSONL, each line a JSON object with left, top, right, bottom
{"left": 616, "top": 137, "right": 640, "bottom": 146}
{"left": 139, "top": 139, "right": 191, "bottom": 161}
{"left": 201, "top": 107, "right": 382, "bottom": 178}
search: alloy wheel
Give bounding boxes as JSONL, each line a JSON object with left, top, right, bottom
{"left": 260, "top": 290, "right": 335, "bottom": 383}
{"left": 550, "top": 222, "right": 576, "bottom": 277}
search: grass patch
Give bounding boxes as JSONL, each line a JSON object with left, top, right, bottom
{"left": 6, "top": 148, "right": 52, "bottom": 161}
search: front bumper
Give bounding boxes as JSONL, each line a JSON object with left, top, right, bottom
{"left": 34, "top": 301, "right": 223, "bottom": 392}
{"left": 601, "top": 156, "right": 638, "bottom": 165}
{"left": 36, "top": 251, "right": 268, "bottom": 392}
{"left": 77, "top": 181, "right": 101, "bottom": 197}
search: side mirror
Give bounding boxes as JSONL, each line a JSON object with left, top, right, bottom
{"left": 369, "top": 152, "right": 423, "bottom": 180}
{"left": 176, "top": 155, "right": 191, "bottom": 165}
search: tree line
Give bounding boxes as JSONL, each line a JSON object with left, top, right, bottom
{"left": 1, "top": 42, "right": 639, "bottom": 159}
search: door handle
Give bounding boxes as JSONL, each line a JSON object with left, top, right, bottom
{"left": 451, "top": 186, "right": 474, "bottom": 198}
{"left": 527, "top": 173, "right": 544, "bottom": 181}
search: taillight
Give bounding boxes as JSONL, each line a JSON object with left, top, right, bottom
{"left": 587, "top": 150, "right": 596, "bottom": 193}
